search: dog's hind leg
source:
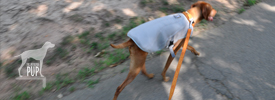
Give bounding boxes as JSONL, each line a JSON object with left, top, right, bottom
{"left": 18, "top": 58, "right": 27, "bottom": 77}
{"left": 113, "top": 66, "right": 141, "bottom": 100}
{"left": 139, "top": 51, "right": 154, "bottom": 79}
{"left": 113, "top": 44, "right": 147, "bottom": 100}
{"left": 141, "top": 61, "right": 154, "bottom": 79}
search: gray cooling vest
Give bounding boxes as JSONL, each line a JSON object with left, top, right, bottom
{"left": 127, "top": 13, "right": 193, "bottom": 53}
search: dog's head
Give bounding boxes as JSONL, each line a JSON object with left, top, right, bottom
{"left": 43, "top": 41, "right": 55, "bottom": 48}
{"left": 191, "top": 1, "right": 217, "bottom": 21}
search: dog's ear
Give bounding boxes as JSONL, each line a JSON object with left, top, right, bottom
{"left": 190, "top": 3, "right": 198, "bottom": 8}
{"left": 201, "top": 4, "right": 212, "bottom": 20}
{"left": 191, "top": 1, "right": 202, "bottom": 8}
{"left": 191, "top": 1, "right": 207, "bottom": 8}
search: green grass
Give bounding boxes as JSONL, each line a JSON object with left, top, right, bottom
{"left": 199, "top": 19, "right": 208, "bottom": 29}
{"left": 90, "top": 42, "right": 98, "bottom": 47}
{"left": 155, "top": 50, "right": 165, "bottom": 55}
{"left": 92, "top": 17, "right": 145, "bottom": 69}
{"left": 121, "top": 68, "right": 127, "bottom": 73}
{"left": 78, "top": 31, "right": 90, "bottom": 39}
{"left": 97, "top": 42, "right": 109, "bottom": 51}
{"left": 71, "top": 44, "right": 77, "bottom": 50}
{"left": 76, "top": 30, "right": 107, "bottom": 53}
{"left": 140, "top": 0, "right": 154, "bottom": 6}
{"left": 114, "top": 18, "right": 122, "bottom": 23}
{"left": 69, "top": 86, "right": 75, "bottom": 92}
{"left": 45, "top": 59, "right": 52, "bottom": 65}
{"left": 238, "top": 8, "right": 245, "bottom": 14}
{"left": 61, "top": 35, "right": 74, "bottom": 46}
{"left": 95, "top": 32, "right": 105, "bottom": 40}
{"left": 42, "top": 83, "right": 54, "bottom": 91}
{"left": 89, "top": 27, "right": 95, "bottom": 31}
{"left": 13, "top": 85, "right": 22, "bottom": 93}
{"left": 171, "top": 6, "right": 185, "bottom": 12}
{"left": 38, "top": 90, "right": 44, "bottom": 96}
{"left": 55, "top": 47, "right": 69, "bottom": 58}
{"left": 162, "top": 0, "right": 169, "bottom": 5}
{"left": 103, "top": 49, "right": 129, "bottom": 66}
{"left": 77, "top": 67, "right": 95, "bottom": 79}
{"left": 246, "top": 0, "right": 257, "bottom": 6}
{"left": 55, "top": 75, "right": 74, "bottom": 90}
{"left": 46, "top": 46, "right": 69, "bottom": 65}
{"left": 89, "top": 42, "right": 98, "bottom": 50}
{"left": 86, "top": 79, "right": 99, "bottom": 88}
{"left": 98, "top": 66, "right": 106, "bottom": 71}
{"left": 93, "top": 60, "right": 104, "bottom": 67}
{"left": 199, "top": 19, "right": 207, "bottom": 25}
{"left": 42, "top": 73, "right": 74, "bottom": 92}
{"left": 4, "top": 59, "right": 21, "bottom": 78}
{"left": 46, "top": 34, "right": 76, "bottom": 65}
{"left": 13, "top": 91, "right": 30, "bottom": 100}
{"left": 86, "top": 47, "right": 94, "bottom": 53}
{"left": 140, "top": 0, "right": 147, "bottom": 6}
{"left": 104, "top": 22, "right": 110, "bottom": 27}
{"left": 160, "top": 5, "right": 185, "bottom": 13}
{"left": 80, "top": 38, "right": 90, "bottom": 45}
{"left": 108, "top": 32, "right": 116, "bottom": 40}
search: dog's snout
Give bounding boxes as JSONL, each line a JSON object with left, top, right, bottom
{"left": 208, "top": 16, "right": 213, "bottom": 21}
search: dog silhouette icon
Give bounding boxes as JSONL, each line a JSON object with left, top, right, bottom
{"left": 15, "top": 41, "right": 55, "bottom": 77}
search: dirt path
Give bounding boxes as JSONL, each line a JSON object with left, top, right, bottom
{"left": 0, "top": 0, "right": 248, "bottom": 99}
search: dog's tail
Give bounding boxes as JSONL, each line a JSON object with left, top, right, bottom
{"left": 110, "top": 39, "right": 134, "bottom": 49}
{"left": 14, "top": 54, "right": 21, "bottom": 58}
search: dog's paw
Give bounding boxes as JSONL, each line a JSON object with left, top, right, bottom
{"left": 194, "top": 52, "right": 200, "bottom": 56}
{"left": 163, "top": 76, "right": 170, "bottom": 82}
{"left": 148, "top": 73, "right": 154, "bottom": 79}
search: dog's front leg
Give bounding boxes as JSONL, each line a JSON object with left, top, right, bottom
{"left": 161, "top": 39, "right": 183, "bottom": 82}
{"left": 187, "top": 45, "right": 200, "bottom": 55}
{"left": 162, "top": 54, "right": 175, "bottom": 82}
{"left": 39, "top": 60, "right": 44, "bottom": 77}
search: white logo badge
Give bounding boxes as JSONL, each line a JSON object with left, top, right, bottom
{"left": 15, "top": 41, "right": 55, "bottom": 88}
{"left": 174, "top": 14, "right": 181, "bottom": 19}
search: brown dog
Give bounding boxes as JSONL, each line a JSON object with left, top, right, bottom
{"left": 110, "top": 1, "right": 217, "bottom": 100}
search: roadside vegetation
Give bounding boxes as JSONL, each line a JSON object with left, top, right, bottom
{"left": 140, "top": 0, "right": 185, "bottom": 15}
{"left": 245, "top": 0, "right": 258, "bottom": 6}
{"left": 13, "top": 91, "right": 30, "bottom": 100}
{"left": 2, "top": 16, "right": 149, "bottom": 99}
{"left": 238, "top": 0, "right": 259, "bottom": 14}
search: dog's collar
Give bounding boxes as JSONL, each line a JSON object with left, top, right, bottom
{"left": 183, "top": 11, "right": 195, "bottom": 27}
{"left": 185, "top": 11, "right": 194, "bottom": 22}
